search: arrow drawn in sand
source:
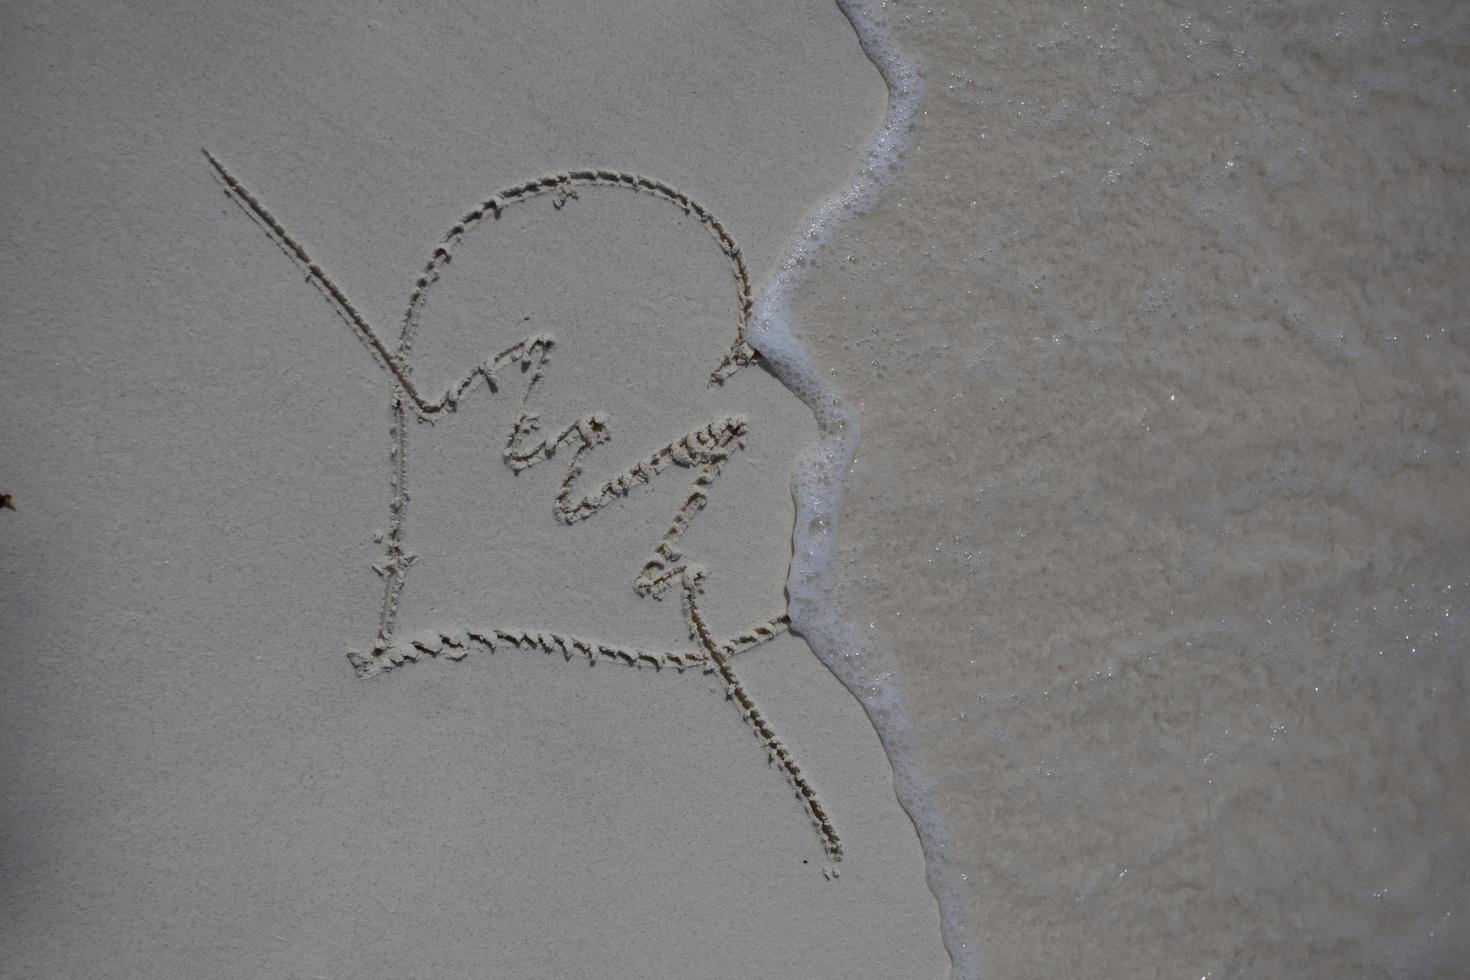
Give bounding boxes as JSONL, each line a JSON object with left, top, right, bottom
{"left": 205, "top": 151, "right": 841, "bottom": 859}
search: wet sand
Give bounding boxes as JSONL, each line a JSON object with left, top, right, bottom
{"left": 5, "top": 2, "right": 1468, "bottom": 977}
{"left": 792, "top": 2, "right": 1470, "bottom": 976}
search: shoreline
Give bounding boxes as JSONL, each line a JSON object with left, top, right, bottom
{"left": 0, "top": 1, "right": 953, "bottom": 975}
{"left": 791, "top": 2, "right": 1470, "bottom": 976}
{"left": 746, "top": 2, "right": 980, "bottom": 976}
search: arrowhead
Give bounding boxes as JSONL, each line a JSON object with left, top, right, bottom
{"left": 372, "top": 552, "right": 416, "bottom": 577}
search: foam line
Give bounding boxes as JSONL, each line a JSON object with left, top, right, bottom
{"left": 745, "top": 3, "right": 982, "bottom": 976}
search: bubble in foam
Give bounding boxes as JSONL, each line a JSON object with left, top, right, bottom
{"left": 746, "top": 3, "right": 980, "bottom": 977}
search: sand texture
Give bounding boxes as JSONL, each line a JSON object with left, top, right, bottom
{"left": 8, "top": 1, "right": 1470, "bottom": 977}
{"left": 794, "top": 2, "right": 1470, "bottom": 977}
{"left": 0, "top": 2, "right": 949, "bottom": 977}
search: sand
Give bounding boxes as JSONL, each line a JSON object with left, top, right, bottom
{"left": 6, "top": 1, "right": 1469, "bottom": 978}
{"left": 791, "top": 1, "right": 1470, "bottom": 977}
{"left": 0, "top": 1, "right": 949, "bottom": 977}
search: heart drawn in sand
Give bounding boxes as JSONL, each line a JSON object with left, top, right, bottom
{"left": 206, "top": 151, "right": 842, "bottom": 858}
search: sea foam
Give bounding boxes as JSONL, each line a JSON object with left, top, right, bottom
{"left": 744, "top": 3, "right": 981, "bottom": 977}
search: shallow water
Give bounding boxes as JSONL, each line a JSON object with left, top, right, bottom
{"left": 794, "top": 1, "right": 1470, "bottom": 976}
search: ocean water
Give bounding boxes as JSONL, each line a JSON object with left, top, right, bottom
{"left": 765, "top": 1, "right": 1469, "bottom": 977}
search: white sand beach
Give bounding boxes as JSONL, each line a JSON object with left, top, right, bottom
{"left": 4, "top": 1, "right": 1468, "bottom": 978}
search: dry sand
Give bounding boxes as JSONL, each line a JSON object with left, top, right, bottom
{"left": 0, "top": 1, "right": 949, "bottom": 977}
